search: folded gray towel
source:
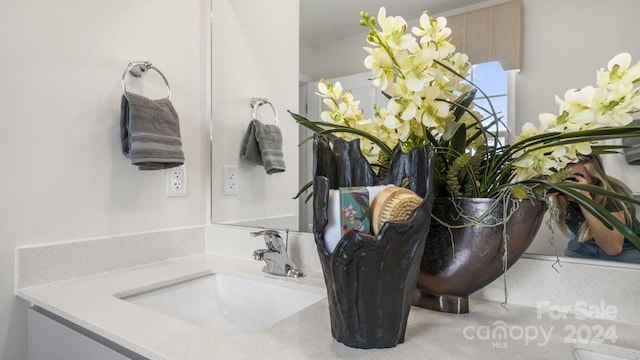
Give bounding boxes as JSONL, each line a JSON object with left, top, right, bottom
{"left": 240, "top": 119, "right": 286, "bottom": 174}
{"left": 623, "top": 120, "right": 640, "bottom": 165}
{"left": 120, "top": 93, "right": 185, "bottom": 170}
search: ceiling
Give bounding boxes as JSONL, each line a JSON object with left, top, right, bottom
{"left": 300, "top": 0, "right": 500, "bottom": 44}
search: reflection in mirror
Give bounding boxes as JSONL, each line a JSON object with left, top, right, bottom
{"left": 211, "top": 0, "right": 640, "bottom": 265}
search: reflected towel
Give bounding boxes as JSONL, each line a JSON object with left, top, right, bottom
{"left": 239, "top": 119, "right": 285, "bottom": 174}
{"left": 120, "top": 93, "right": 185, "bottom": 170}
{"left": 623, "top": 120, "right": 640, "bottom": 165}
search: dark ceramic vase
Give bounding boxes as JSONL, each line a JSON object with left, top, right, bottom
{"left": 312, "top": 135, "right": 434, "bottom": 349}
{"left": 413, "top": 197, "right": 546, "bottom": 314}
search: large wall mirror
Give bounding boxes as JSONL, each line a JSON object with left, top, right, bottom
{"left": 211, "top": 0, "right": 640, "bottom": 265}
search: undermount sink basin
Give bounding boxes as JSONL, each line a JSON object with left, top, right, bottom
{"left": 122, "top": 273, "right": 325, "bottom": 335}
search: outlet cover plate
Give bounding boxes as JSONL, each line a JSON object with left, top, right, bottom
{"left": 167, "top": 165, "right": 187, "bottom": 197}
{"left": 223, "top": 165, "right": 238, "bottom": 195}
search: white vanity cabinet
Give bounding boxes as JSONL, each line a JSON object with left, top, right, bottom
{"left": 28, "top": 308, "right": 141, "bottom": 360}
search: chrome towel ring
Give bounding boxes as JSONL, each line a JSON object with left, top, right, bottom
{"left": 250, "top": 97, "right": 278, "bottom": 125}
{"left": 121, "top": 61, "right": 171, "bottom": 99}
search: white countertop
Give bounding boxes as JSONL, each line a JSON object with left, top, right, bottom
{"left": 17, "top": 254, "right": 640, "bottom": 360}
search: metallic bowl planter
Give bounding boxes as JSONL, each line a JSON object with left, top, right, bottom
{"left": 413, "top": 197, "right": 546, "bottom": 314}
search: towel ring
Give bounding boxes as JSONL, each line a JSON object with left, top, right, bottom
{"left": 122, "top": 61, "right": 171, "bottom": 99}
{"left": 250, "top": 97, "right": 278, "bottom": 125}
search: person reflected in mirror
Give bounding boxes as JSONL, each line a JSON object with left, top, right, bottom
{"left": 553, "top": 154, "right": 640, "bottom": 263}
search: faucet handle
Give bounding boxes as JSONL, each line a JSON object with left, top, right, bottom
{"left": 288, "top": 268, "right": 305, "bottom": 278}
{"left": 250, "top": 229, "right": 286, "bottom": 252}
{"left": 251, "top": 229, "right": 304, "bottom": 278}
{"left": 252, "top": 249, "right": 267, "bottom": 260}
{"left": 250, "top": 229, "right": 282, "bottom": 238}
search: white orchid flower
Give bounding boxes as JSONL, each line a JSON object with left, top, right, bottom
{"left": 551, "top": 145, "right": 567, "bottom": 159}
{"left": 558, "top": 86, "right": 597, "bottom": 114}
{"left": 537, "top": 113, "right": 557, "bottom": 132}
{"left": 574, "top": 142, "right": 593, "bottom": 155}
{"left": 328, "top": 81, "right": 344, "bottom": 98}
{"left": 387, "top": 98, "right": 413, "bottom": 121}
{"left": 432, "top": 100, "right": 451, "bottom": 118}
{"left": 549, "top": 109, "right": 596, "bottom": 133}
{"left": 515, "top": 122, "right": 540, "bottom": 142}
{"left": 597, "top": 109, "right": 633, "bottom": 127}
{"left": 322, "top": 98, "right": 336, "bottom": 111}
{"left": 316, "top": 80, "right": 342, "bottom": 99}
{"left": 513, "top": 151, "right": 559, "bottom": 182}
{"left": 603, "top": 52, "right": 640, "bottom": 86}
{"left": 364, "top": 47, "right": 395, "bottom": 90}
{"left": 394, "top": 49, "right": 434, "bottom": 92}
{"left": 376, "top": 7, "right": 416, "bottom": 50}
{"left": 419, "top": 109, "right": 440, "bottom": 128}
{"left": 412, "top": 13, "right": 452, "bottom": 46}
{"left": 383, "top": 115, "right": 411, "bottom": 141}
{"left": 411, "top": 12, "right": 433, "bottom": 38}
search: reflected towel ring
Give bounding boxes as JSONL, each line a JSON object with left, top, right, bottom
{"left": 250, "top": 97, "right": 278, "bottom": 125}
{"left": 122, "top": 61, "right": 171, "bottom": 99}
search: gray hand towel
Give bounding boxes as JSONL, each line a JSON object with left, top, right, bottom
{"left": 120, "top": 93, "right": 185, "bottom": 170}
{"left": 240, "top": 119, "right": 286, "bottom": 174}
{"left": 622, "top": 119, "right": 640, "bottom": 165}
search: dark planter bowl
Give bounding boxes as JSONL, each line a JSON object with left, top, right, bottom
{"left": 413, "top": 197, "right": 546, "bottom": 314}
{"left": 312, "top": 135, "right": 434, "bottom": 349}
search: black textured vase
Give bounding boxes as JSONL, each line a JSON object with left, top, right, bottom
{"left": 312, "top": 135, "right": 435, "bottom": 349}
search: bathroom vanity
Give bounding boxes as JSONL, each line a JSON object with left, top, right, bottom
{"left": 15, "top": 225, "right": 640, "bottom": 360}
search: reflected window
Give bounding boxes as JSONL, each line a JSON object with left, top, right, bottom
{"left": 467, "top": 61, "right": 515, "bottom": 145}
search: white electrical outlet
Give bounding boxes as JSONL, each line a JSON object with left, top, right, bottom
{"left": 223, "top": 165, "right": 239, "bottom": 195}
{"left": 167, "top": 165, "right": 187, "bottom": 197}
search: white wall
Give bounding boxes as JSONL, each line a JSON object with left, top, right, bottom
{"left": 210, "top": 0, "right": 300, "bottom": 229}
{"left": 299, "top": 0, "right": 640, "bottom": 255}
{"left": 301, "top": 31, "right": 368, "bottom": 80}
{"left": 0, "top": 0, "right": 208, "bottom": 358}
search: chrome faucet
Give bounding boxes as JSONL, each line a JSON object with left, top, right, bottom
{"left": 251, "top": 229, "right": 305, "bottom": 278}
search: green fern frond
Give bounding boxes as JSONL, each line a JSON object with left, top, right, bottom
{"left": 446, "top": 153, "right": 472, "bottom": 197}
{"left": 462, "top": 146, "right": 486, "bottom": 197}
{"left": 510, "top": 185, "right": 531, "bottom": 200}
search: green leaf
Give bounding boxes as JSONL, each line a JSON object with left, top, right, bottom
{"left": 442, "top": 120, "right": 464, "bottom": 141}
{"left": 293, "top": 180, "right": 313, "bottom": 200}
{"left": 563, "top": 188, "right": 640, "bottom": 249}
{"left": 448, "top": 121, "right": 467, "bottom": 163}
{"left": 451, "top": 89, "right": 477, "bottom": 121}
{"left": 560, "top": 183, "right": 640, "bottom": 206}
{"left": 304, "top": 191, "right": 314, "bottom": 204}
{"left": 493, "top": 126, "right": 640, "bottom": 184}
{"left": 423, "top": 131, "right": 453, "bottom": 172}
{"left": 509, "top": 126, "right": 640, "bottom": 156}
{"left": 298, "top": 135, "right": 315, "bottom": 147}
{"left": 590, "top": 144, "right": 626, "bottom": 152}
{"left": 309, "top": 122, "right": 395, "bottom": 159}
{"left": 288, "top": 110, "right": 337, "bottom": 141}
{"left": 287, "top": 110, "right": 395, "bottom": 160}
